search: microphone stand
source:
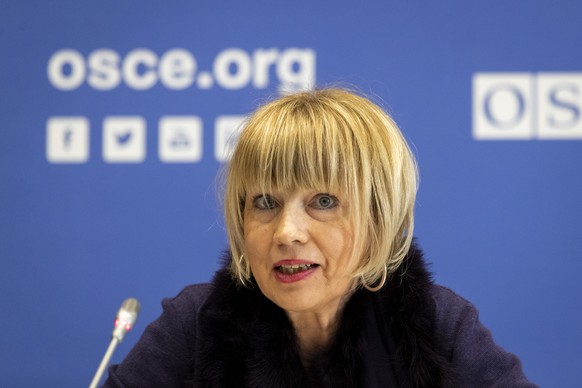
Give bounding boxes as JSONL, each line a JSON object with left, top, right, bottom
{"left": 89, "top": 337, "right": 120, "bottom": 388}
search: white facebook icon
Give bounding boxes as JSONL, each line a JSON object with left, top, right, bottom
{"left": 46, "top": 116, "right": 90, "bottom": 163}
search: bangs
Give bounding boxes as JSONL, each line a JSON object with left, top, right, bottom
{"left": 231, "top": 99, "right": 362, "bottom": 198}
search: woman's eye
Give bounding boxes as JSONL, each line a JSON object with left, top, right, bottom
{"left": 253, "top": 195, "right": 276, "bottom": 210}
{"left": 313, "top": 194, "right": 337, "bottom": 209}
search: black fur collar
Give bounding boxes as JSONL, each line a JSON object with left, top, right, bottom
{"left": 195, "top": 243, "right": 454, "bottom": 387}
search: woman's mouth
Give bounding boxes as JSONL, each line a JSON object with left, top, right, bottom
{"left": 275, "top": 263, "right": 318, "bottom": 275}
{"left": 273, "top": 261, "right": 319, "bottom": 283}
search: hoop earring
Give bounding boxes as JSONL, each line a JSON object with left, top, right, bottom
{"left": 362, "top": 264, "right": 387, "bottom": 292}
{"left": 237, "top": 254, "right": 252, "bottom": 286}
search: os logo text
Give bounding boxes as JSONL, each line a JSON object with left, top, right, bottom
{"left": 473, "top": 73, "right": 582, "bottom": 140}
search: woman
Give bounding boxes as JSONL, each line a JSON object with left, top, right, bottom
{"left": 104, "top": 88, "right": 537, "bottom": 387}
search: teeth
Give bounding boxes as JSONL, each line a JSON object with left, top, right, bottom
{"left": 277, "top": 264, "right": 315, "bottom": 274}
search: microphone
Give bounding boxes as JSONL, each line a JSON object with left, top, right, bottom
{"left": 112, "top": 298, "right": 140, "bottom": 342}
{"left": 89, "top": 298, "right": 141, "bottom": 388}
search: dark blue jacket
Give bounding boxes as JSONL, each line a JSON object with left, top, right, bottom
{"left": 105, "top": 245, "right": 537, "bottom": 387}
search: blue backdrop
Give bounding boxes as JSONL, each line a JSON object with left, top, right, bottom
{"left": 1, "top": 1, "right": 581, "bottom": 386}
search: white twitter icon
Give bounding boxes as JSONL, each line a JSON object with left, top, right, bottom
{"left": 103, "top": 116, "right": 146, "bottom": 163}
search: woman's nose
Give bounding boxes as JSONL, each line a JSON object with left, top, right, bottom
{"left": 273, "top": 206, "right": 308, "bottom": 245}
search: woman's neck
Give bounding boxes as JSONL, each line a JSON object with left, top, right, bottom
{"left": 285, "top": 298, "right": 347, "bottom": 363}
{"left": 295, "top": 318, "right": 337, "bottom": 361}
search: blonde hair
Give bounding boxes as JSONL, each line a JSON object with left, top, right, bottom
{"left": 224, "top": 88, "right": 418, "bottom": 288}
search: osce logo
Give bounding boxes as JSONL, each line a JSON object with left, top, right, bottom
{"left": 472, "top": 73, "right": 582, "bottom": 140}
{"left": 47, "top": 47, "right": 315, "bottom": 92}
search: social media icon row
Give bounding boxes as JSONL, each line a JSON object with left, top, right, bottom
{"left": 46, "top": 115, "right": 246, "bottom": 163}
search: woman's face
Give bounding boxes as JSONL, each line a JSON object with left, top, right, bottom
{"left": 243, "top": 187, "right": 362, "bottom": 318}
